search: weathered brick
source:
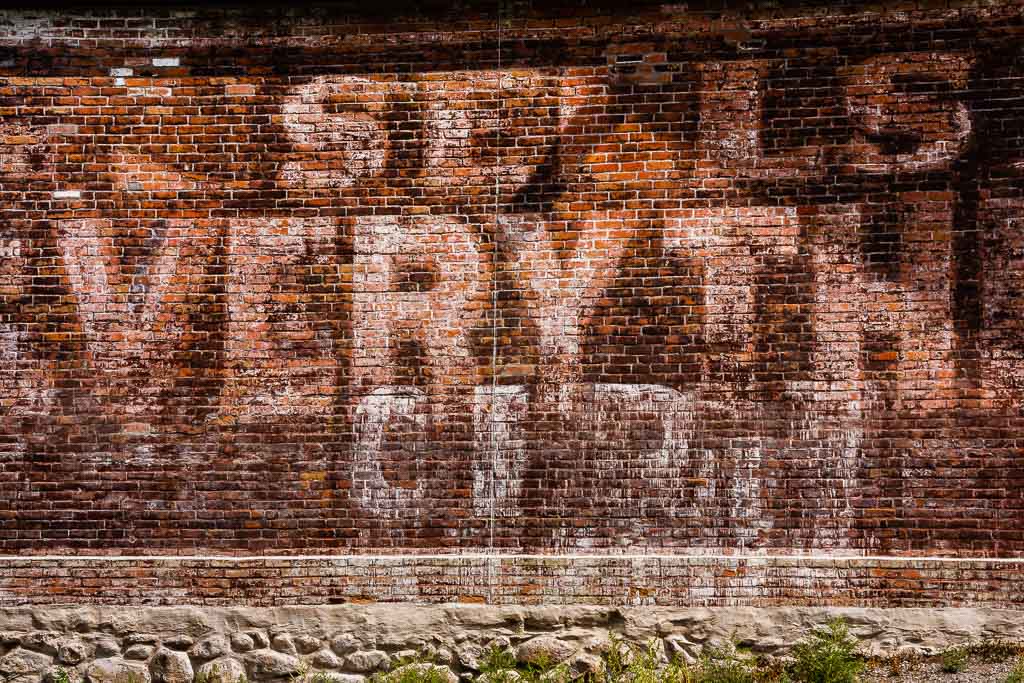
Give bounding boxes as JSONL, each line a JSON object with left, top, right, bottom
{"left": 0, "top": 1, "right": 1021, "bottom": 607}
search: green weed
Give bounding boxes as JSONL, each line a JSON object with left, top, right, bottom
{"left": 971, "top": 639, "right": 1022, "bottom": 664}
{"left": 787, "top": 619, "right": 863, "bottom": 683}
{"left": 1006, "top": 657, "right": 1024, "bottom": 683}
{"left": 939, "top": 646, "right": 969, "bottom": 674}
{"left": 374, "top": 665, "right": 452, "bottom": 683}
{"left": 690, "top": 641, "right": 759, "bottom": 683}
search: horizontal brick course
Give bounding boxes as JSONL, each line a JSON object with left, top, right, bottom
{"left": 2, "top": 556, "right": 1024, "bottom": 607}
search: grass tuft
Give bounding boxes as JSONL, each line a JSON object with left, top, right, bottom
{"left": 970, "top": 639, "right": 1023, "bottom": 664}
{"left": 1006, "top": 657, "right": 1024, "bottom": 683}
{"left": 786, "top": 619, "right": 863, "bottom": 683}
{"left": 939, "top": 646, "right": 968, "bottom": 674}
{"left": 690, "top": 641, "right": 759, "bottom": 683}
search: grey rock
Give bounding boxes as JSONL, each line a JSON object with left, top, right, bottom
{"left": 456, "top": 642, "right": 485, "bottom": 671}
{"left": 293, "top": 635, "right": 321, "bottom": 655}
{"left": 57, "top": 640, "right": 91, "bottom": 666}
{"left": 23, "top": 632, "right": 62, "bottom": 656}
{"left": 44, "top": 666, "right": 82, "bottom": 683}
{"left": 0, "top": 648, "right": 52, "bottom": 677}
{"left": 46, "top": 612, "right": 100, "bottom": 636}
{"left": 162, "top": 637, "right": 193, "bottom": 652}
{"left": 245, "top": 649, "right": 301, "bottom": 678}
{"left": 343, "top": 650, "right": 389, "bottom": 674}
{"left": 488, "top": 638, "right": 512, "bottom": 652}
{"left": 195, "top": 657, "right": 246, "bottom": 683}
{"left": 382, "top": 664, "right": 457, "bottom": 683}
{"left": 567, "top": 653, "right": 603, "bottom": 677}
{"left": 149, "top": 649, "right": 193, "bottom": 683}
{"left": 524, "top": 612, "right": 562, "bottom": 630}
{"left": 381, "top": 635, "right": 423, "bottom": 651}
{"left": 248, "top": 632, "right": 269, "bottom": 649}
{"left": 577, "top": 634, "right": 612, "bottom": 654}
{"left": 125, "top": 635, "right": 159, "bottom": 647}
{"left": 269, "top": 633, "right": 296, "bottom": 656}
{"left": 0, "top": 632, "right": 24, "bottom": 647}
{"left": 124, "top": 646, "right": 154, "bottom": 662}
{"left": 516, "top": 637, "right": 577, "bottom": 666}
{"left": 663, "top": 636, "right": 697, "bottom": 664}
{"left": 93, "top": 639, "right": 121, "bottom": 658}
{"left": 84, "top": 658, "right": 151, "bottom": 683}
{"left": 191, "top": 635, "right": 230, "bottom": 662}
{"left": 311, "top": 649, "right": 344, "bottom": 670}
{"left": 230, "top": 633, "right": 254, "bottom": 653}
{"left": 317, "top": 675, "right": 365, "bottom": 683}
{"left": 329, "top": 634, "right": 359, "bottom": 656}
{"left": 100, "top": 610, "right": 211, "bottom": 642}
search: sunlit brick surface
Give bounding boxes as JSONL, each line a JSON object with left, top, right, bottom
{"left": 0, "top": 2, "right": 1022, "bottom": 606}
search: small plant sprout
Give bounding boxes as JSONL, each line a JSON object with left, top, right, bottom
{"left": 940, "top": 645, "right": 969, "bottom": 674}
{"left": 1007, "top": 656, "right": 1024, "bottom": 683}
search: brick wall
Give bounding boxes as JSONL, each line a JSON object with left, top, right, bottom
{"left": 0, "top": 1, "right": 1022, "bottom": 606}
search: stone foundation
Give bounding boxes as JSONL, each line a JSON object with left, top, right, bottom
{"left": 1, "top": 605, "right": 1023, "bottom": 683}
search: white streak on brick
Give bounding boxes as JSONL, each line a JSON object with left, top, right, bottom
{"left": 59, "top": 218, "right": 181, "bottom": 352}
{"left": 0, "top": 239, "right": 19, "bottom": 258}
{"left": 128, "top": 86, "right": 172, "bottom": 98}
{"left": 52, "top": 190, "right": 80, "bottom": 199}
{"left": 223, "top": 217, "right": 338, "bottom": 418}
{"left": 151, "top": 57, "right": 180, "bottom": 67}
{"left": 352, "top": 386, "right": 430, "bottom": 516}
{"left": 280, "top": 76, "right": 392, "bottom": 189}
{"left": 351, "top": 214, "right": 482, "bottom": 390}
{"left": 46, "top": 124, "right": 77, "bottom": 136}
{"left": 473, "top": 385, "right": 530, "bottom": 519}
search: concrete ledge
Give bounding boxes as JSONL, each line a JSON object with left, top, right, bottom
{"left": 1, "top": 555, "right": 1022, "bottom": 608}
